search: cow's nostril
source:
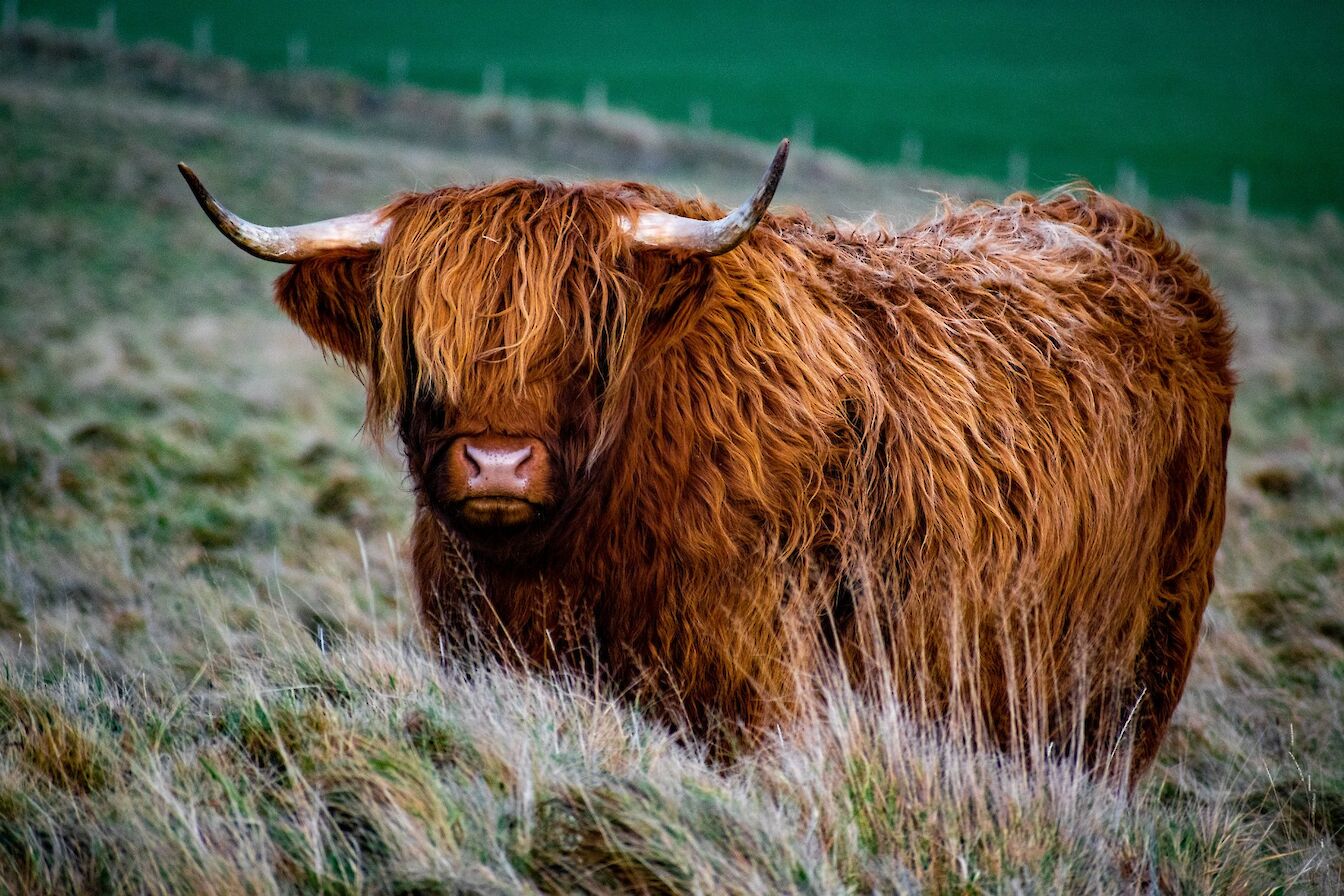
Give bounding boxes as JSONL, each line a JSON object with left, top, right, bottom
{"left": 461, "top": 443, "right": 482, "bottom": 478}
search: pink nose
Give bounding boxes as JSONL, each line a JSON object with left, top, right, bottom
{"left": 448, "top": 435, "right": 547, "bottom": 501}
{"left": 464, "top": 443, "right": 533, "bottom": 491}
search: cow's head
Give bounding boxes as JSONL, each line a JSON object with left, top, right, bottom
{"left": 180, "top": 143, "right": 788, "bottom": 558}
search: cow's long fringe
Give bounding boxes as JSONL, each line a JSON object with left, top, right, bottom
{"left": 272, "top": 179, "right": 1234, "bottom": 777}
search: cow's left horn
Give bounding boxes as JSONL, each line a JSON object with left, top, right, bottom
{"left": 626, "top": 139, "right": 789, "bottom": 255}
{"left": 177, "top": 163, "right": 391, "bottom": 263}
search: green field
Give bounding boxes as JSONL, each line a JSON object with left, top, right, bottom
{"left": 18, "top": 0, "right": 1344, "bottom": 218}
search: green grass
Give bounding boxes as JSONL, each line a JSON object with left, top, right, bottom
{"left": 17, "top": 0, "right": 1344, "bottom": 218}
{"left": 1, "top": 28, "right": 1343, "bottom": 893}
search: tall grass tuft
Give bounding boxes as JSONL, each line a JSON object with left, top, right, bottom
{"left": 0, "top": 596, "right": 1305, "bottom": 894}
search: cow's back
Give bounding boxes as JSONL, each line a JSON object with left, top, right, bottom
{"left": 825, "top": 190, "right": 1234, "bottom": 775}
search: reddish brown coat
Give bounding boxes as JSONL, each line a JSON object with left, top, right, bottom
{"left": 273, "top": 181, "right": 1233, "bottom": 776}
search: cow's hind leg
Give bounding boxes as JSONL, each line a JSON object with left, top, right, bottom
{"left": 1124, "top": 427, "right": 1228, "bottom": 778}
{"left": 1124, "top": 578, "right": 1210, "bottom": 777}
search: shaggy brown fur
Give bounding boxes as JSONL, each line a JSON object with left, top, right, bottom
{"left": 271, "top": 179, "right": 1233, "bottom": 778}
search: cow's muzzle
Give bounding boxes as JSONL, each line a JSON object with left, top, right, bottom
{"left": 443, "top": 435, "right": 552, "bottom": 533}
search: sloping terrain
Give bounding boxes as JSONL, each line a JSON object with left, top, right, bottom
{"left": 1, "top": 28, "right": 1342, "bottom": 894}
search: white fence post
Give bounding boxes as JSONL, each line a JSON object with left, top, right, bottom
{"left": 387, "top": 49, "right": 408, "bottom": 86}
{"left": 1007, "top": 149, "right": 1029, "bottom": 190}
{"left": 899, "top": 132, "right": 923, "bottom": 169}
{"left": 1115, "top": 160, "right": 1136, "bottom": 201}
{"left": 1115, "top": 161, "right": 1151, "bottom": 209}
{"left": 689, "top": 99, "right": 712, "bottom": 132}
{"left": 191, "top": 17, "right": 212, "bottom": 56}
{"left": 1231, "top": 170, "right": 1250, "bottom": 224}
{"left": 792, "top": 114, "right": 814, "bottom": 150}
{"left": 482, "top": 63, "right": 504, "bottom": 100}
{"left": 96, "top": 4, "right": 115, "bottom": 41}
{"left": 286, "top": 34, "right": 307, "bottom": 70}
{"left": 584, "top": 80, "right": 608, "bottom": 115}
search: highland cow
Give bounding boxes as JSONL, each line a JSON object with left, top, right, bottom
{"left": 180, "top": 141, "right": 1233, "bottom": 777}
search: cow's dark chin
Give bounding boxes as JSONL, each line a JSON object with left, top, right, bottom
{"left": 448, "top": 498, "right": 551, "bottom": 558}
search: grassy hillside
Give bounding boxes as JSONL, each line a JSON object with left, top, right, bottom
{"left": 18, "top": 0, "right": 1344, "bottom": 218}
{"left": 2, "top": 28, "right": 1343, "bottom": 894}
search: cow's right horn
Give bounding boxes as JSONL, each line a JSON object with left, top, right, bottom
{"left": 178, "top": 163, "right": 391, "bottom": 263}
{"left": 626, "top": 139, "right": 789, "bottom": 255}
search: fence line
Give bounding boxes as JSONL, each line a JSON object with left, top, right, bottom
{"left": 0, "top": 8, "right": 1265, "bottom": 216}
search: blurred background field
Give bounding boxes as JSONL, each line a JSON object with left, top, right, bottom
{"left": 14, "top": 0, "right": 1344, "bottom": 218}
{"left": 1, "top": 20, "right": 1343, "bottom": 894}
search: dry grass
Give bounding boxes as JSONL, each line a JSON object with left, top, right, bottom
{"left": 1, "top": 27, "right": 1342, "bottom": 894}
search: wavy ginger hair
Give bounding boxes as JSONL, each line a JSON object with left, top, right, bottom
{"left": 272, "top": 178, "right": 1233, "bottom": 778}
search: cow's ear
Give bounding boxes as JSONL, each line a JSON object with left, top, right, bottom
{"left": 272, "top": 250, "right": 379, "bottom": 367}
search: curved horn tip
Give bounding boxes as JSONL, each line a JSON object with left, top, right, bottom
{"left": 177, "top": 162, "right": 208, "bottom": 204}
{"left": 178, "top": 162, "right": 237, "bottom": 236}
{"left": 710, "top": 137, "right": 790, "bottom": 253}
{"left": 177, "top": 161, "right": 234, "bottom": 229}
{"left": 749, "top": 138, "right": 790, "bottom": 211}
